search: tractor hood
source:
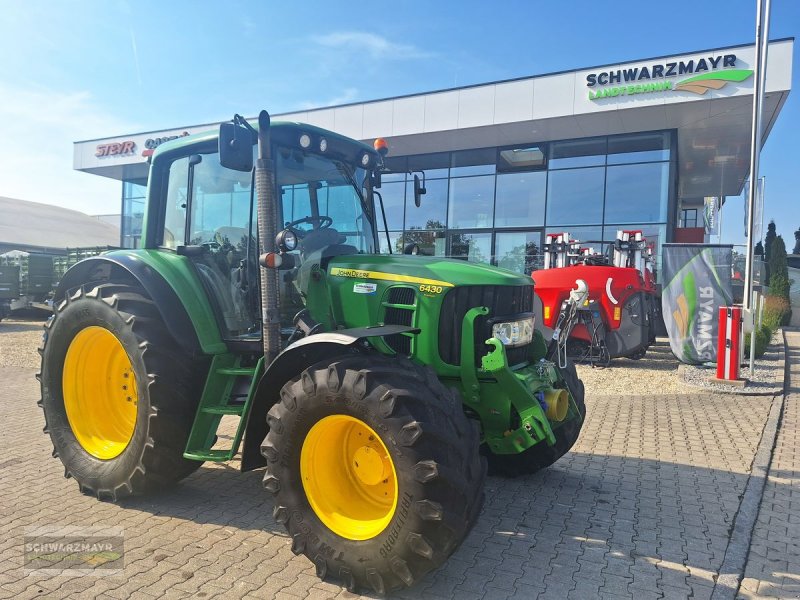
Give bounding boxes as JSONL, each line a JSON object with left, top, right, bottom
{"left": 327, "top": 254, "right": 532, "bottom": 288}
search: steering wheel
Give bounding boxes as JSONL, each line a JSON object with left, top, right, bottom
{"left": 285, "top": 216, "right": 333, "bottom": 235}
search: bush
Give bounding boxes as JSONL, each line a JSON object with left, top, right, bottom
{"left": 763, "top": 294, "right": 791, "bottom": 331}
{"left": 745, "top": 323, "right": 772, "bottom": 359}
{"left": 769, "top": 272, "right": 790, "bottom": 299}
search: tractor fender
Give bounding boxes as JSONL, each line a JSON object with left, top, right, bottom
{"left": 240, "top": 324, "right": 419, "bottom": 471}
{"left": 55, "top": 255, "right": 202, "bottom": 356}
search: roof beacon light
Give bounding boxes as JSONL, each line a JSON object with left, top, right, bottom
{"left": 373, "top": 137, "right": 389, "bottom": 157}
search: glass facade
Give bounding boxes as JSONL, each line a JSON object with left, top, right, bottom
{"left": 121, "top": 181, "right": 146, "bottom": 248}
{"left": 119, "top": 130, "right": 675, "bottom": 277}
{"left": 383, "top": 130, "right": 675, "bottom": 276}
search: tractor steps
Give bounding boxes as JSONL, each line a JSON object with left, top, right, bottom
{"left": 183, "top": 354, "right": 263, "bottom": 463}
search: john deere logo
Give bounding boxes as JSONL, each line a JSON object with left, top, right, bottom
{"left": 587, "top": 53, "right": 753, "bottom": 101}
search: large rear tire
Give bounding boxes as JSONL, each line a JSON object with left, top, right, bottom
{"left": 261, "top": 354, "right": 486, "bottom": 594}
{"left": 38, "top": 283, "right": 208, "bottom": 500}
{"left": 486, "top": 359, "right": 586, "bottom": 477}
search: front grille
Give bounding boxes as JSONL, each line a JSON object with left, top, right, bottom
{"left": 388, "top": 287, "right": 416, "bottom": 305}
{"left": 384, "top": 286, "right": 416, "bottom": 356}
{"left": 385, "top": 306, "right": 413, "bottom": 326}
{"left": 385, "top": 334, "right": 412, "bottom": 355}
{"left": 438, "top": 285, "right": 533, "bottom": 366}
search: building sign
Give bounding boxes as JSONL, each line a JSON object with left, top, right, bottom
{"left": 95, "top": 141, "right": 136, "bottom": 157}
{"left": 586, "top": 54, "right": 753, "bottom": 101}
{"left": 141, "top": 132, "right": 190, "bottom": 157}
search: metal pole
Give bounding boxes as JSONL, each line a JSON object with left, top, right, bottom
{"left": 742, "top": 0, "right": 771, "bottom": 381}
{"left": 743, "top": 0, "right": 771, "bottom": 316}
{"left": 749, "top": 289, "right": 758, "bottom": 375}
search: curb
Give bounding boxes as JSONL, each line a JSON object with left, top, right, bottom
{"left": 709, "top": 329, "right": 788, "bottom": 600}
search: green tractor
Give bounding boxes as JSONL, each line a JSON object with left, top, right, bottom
{"left": 38, "top": 111, "right": 585, "bottom": 593}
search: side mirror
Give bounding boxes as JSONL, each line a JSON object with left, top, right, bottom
{"left": 219, "top": 122, "right": 254, "bottom": 172}
{"left": 413, "top": 174, "right": 426, "bottom": 207}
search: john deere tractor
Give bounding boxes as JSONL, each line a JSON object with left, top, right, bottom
{"left": 39, "top": 112, "right": 585, "bottom": 593}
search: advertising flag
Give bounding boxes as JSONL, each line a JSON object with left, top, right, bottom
{"left": 704, "top": 197, "right": 719, "bottom": 236}
{"left": 661, "top": 244, "right": 733, "bottom": 364}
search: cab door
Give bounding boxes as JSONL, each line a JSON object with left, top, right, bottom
{"left": 161, "top": 150, "right": 261, "bottom": 342}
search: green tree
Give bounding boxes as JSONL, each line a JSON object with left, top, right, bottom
{"left": 765, "top": 220, "right": 777, "bottom": 260}
{"left": 768, "top": 235, "right": 790, "bottom": 297}
{"left": 768, "top": 235, "right": 792, "bottom": 325}
{"left": 764, "top": 220, "right": 777, "bottom": 282}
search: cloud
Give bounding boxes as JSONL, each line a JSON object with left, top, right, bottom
{"left": 298, "top": 87, "right": 360, "bottom": 110}
{"left": 0, "top": 83, "right": 138, "bottom": 216}
{"left": 313, "top": 31, "right": 431, "bottom": 60}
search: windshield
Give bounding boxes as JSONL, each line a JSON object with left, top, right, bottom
{"left": 276, "top": 147, "right": 376, "bottom": 253}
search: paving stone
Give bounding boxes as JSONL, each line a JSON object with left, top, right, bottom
{"left": 739, "top": 331, "right": 800, "bottom": 599}
{"left": 0, "top": 337, "right": 781, "bottom": 600}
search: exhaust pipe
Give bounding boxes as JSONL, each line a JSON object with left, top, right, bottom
{"left": 255, "top": 110, "right": 281, "bottom": 364}
{"left": 543, "top": 388, "right": 569, "bottom": 422}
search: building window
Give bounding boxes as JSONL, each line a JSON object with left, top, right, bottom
{"left": 546, "top": 226, "right": 605, "bottom": 255}
{"left": 604, "top": 162, "right": 669, "bottom": 224}
{"left": 607, "top": 132, "right": 670, "bottom": 164}
{"left": 121, "top": 131, "right": 675, "bottom": 272}
{"left": 405, "top": 178, "right": 448, "bottom": 230}
{"left": 450, "top": 148, "right": 496, "bottom": 176}
{"left": 402, "top": 228, "right": 446, "bottom": 256}
{"left": 448, "top": 231, "right": 492, "bottom": 264}
{"left": 121, "top": 180, "right": 146, "bottom": 248}
{"left": 495, "top": 171, "right": 546, "bottom": 228}
{"left": 448, "top": 175, "right": 495, "bottom": 229}
{"left": 549, "top": 137, "right": 606, "bottom": 169}
{"left": 375, "top": 181, "right": 405, "bottom": 231}
{"left": 680, "top": 208, "right": 699, "bottom": 228}
{"left": 495, "top": 231, "right": 542, "bottom": 274}
{"left": 545, "top": 167, "right": 605, "bottom": 226}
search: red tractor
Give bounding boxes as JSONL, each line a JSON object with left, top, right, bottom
{"left": 532, "top": 230, "right": 659, "bottom": 365}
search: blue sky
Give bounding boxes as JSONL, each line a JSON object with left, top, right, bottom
{"left": 0, "top": 0, "right": 797, "bottom": 247}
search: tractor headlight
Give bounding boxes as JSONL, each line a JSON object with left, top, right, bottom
{"left": 275, "top": 229, "right": 298, "bottom": 252}
{"left": 491, "top": 315, "right": 535, "bottom": 347}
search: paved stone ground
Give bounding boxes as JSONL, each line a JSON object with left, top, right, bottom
{"left": 739, "top": 330, "right": 800, "bottom": 599}
{"left": 0, "top": 362, "right": 778, "bottom": 600}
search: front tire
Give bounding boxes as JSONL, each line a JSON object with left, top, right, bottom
{"left": 486, "top": 359, "right": 586, "bottom": 477}
{"left": 261, "top": 354, "right": 486, "bottom": 594}
{"left": 38, "top": 283, "right": 208, "bottom": 500}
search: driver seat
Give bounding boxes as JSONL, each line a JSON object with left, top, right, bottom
{"left": 300, "top": 228, "right": 346, "bottom": 255}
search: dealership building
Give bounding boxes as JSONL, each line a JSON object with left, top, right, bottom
{"left": 74, "top": 39, "right": 793, "bottom": 276}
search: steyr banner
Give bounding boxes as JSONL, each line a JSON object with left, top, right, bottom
{"left": 661, "top": 244, "right": 733, "bottom": 364}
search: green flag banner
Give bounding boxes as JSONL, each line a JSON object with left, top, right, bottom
{"left": 661, "top": 244, "right": 733, "bottom": 364}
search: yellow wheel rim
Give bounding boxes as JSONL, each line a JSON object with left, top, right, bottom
{"left": 62, "top": 326, "right": 138, "bottom": 460}
{"left": 300, "top": 415, "right": 398, "bottom": 540}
